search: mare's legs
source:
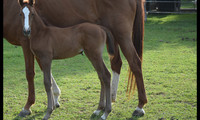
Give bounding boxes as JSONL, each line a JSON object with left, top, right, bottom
{"left": 110, "top": 43, "right": 122, "bottom": 102}
{"left": 39, "top": 57, "right": 55, "bottom": 120}
{"left": 85, "top": 50, "right": 111, "bottom": 120}
{"left": 36, "top": 58, "right": 61, "bottom": 108}
{"left": 18, "top": 41, "right": 35, "bottom": 117}
{"left": 117, "top": 34, "right": 147, "bottom": 116}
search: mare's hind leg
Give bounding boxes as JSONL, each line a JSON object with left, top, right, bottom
{"left": 117, "top": 36, "right": 147, "bottom": 116}
{"left": 36, "top": 58, "right": 61, "bottom": 108}
{"left": 110, "top": 43, "right": 122, "bottom": 102}
{"left": 85, "top": 50, "right": 111, "bottom": 120}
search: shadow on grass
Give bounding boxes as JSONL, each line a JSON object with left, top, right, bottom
{"left": 89, "top": 111, "right": 144, "bottom": 120}
{"left": 13, "top": 109, "right": 46, "bottom": 120}
{"left": 127, "top": 115, "right": 144, "bottom": 120}
{"left": 144, "top": 14, "right": 197, "bottom": 51}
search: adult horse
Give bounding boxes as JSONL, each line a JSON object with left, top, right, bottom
{"left": 3, "top": 0, "right": 147, "bottom": 117}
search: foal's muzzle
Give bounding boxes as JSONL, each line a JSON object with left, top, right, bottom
{"left": 23, "top": 28, "right": 31, "bottom": 37}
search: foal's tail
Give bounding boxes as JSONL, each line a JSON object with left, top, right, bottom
{"left": 126, "top": 0, "right": 145, "bottom": 98}
{"left": 101, "top": 26, "right": 115, "bottom": 58}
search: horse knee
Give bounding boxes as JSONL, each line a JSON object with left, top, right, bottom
{"left": 25, "top": 70, "right": 35, "bottom": 80}
{"left": 129, "top": 56, "right": 142, "bottom": 75}
{"left": 131, "top": 67, "right": 142, "bottom": 77}
{"left": 98, "top": 71, "right": 110, "bottom": 84}
{"left": 111, "top": 59, "right": 122, "bottom": 74}
{"left": 102, "top": 72, "right": 111, "bottom": 87}
{"left": 44, "top": 80, "right": 52, "bottom": 92}
{"left": 111, "top": 47, "right": 122, "bottom": 74}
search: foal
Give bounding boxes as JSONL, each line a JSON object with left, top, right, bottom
{"left": 19, "top": 1, "right": 114, "bottom": 120}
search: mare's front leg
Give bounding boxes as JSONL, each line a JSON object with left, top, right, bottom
{"left": 18, "top": 41, "right": 35, "bottom": 117}
{"left": 39, "top": 57, "right": 55, "bottom": 120}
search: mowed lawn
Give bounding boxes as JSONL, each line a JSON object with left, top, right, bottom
{"left": 3, "top": 14, "right": 197, "bottom": 120}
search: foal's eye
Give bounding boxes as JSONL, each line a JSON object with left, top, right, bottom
{"left": 19, "top": 13, "right": 22, "bottom": 16}
{"left": 31, "top": 13, "right": 34, "bottom": 16}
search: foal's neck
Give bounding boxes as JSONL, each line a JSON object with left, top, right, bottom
{"left": 31, "top": 8, "right": 47, "bottom": 38}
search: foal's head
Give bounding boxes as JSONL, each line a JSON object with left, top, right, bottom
{"left": 18, "top": 0, "right": 35, "bottom": 37}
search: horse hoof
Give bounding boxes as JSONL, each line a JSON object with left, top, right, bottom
{"left": 111, "top": 97, "right": 116, "bottom": 103}
{"left": 55, "top": 102, "right": 60, "bottom": 108}
{"left": 93, "top": 110, "right": 102, "bottom": 116}
{"left": 42, "top": 117, "right": 49, "bottom": 120}
{"left": 99, "top": 118, "right": 106, "bottom": 120}
{"left": 97, "top": 116, "right": 106, "bottom": 120}
{"left": 42, "top": 114, "right": 50, "bottom": 120}
{"left": 132, "top": 107, "right": 145, "bottom": 117}
{"left": 111, "top": 99, "right": 116, "bottom": 103}
{"left": 18, "top": 108, "right": 31, "bottom": 117}
{"left": 99, "top": 113, "right": 107, "bottom": 120}
{"left": 90, "top": 110, "right": 103, "bottom": 120}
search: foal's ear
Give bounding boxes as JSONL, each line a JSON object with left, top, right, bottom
{"left": 29, "top": 0, "right": 35, "bottom": 6}
{"left": 18, "top": 0, "right": 25, "bottom": 7}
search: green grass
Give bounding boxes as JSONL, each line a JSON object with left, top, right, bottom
{"left": 180, "top": 0, "right": 197, "bottom": 9}
{"left": 3, "top": 14, "right": 197, "bottom": 120}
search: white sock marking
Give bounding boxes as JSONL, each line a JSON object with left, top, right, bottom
{"left": 136, "top": 107, "right": 145, "bottom": 114}
{"left": 51, "top": 74, "right": 61, "bottom": 104}
{"left": 93, "top": 110, "right": 101, "bottom": 115}
{"left": 101, "top": 113, "right": 106, "bottom": 120}
{"left": 111, "top": 71, "right": 119, "bottom": 101}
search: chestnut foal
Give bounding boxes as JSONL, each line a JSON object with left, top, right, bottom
{"left": 18, "top": 1, "right": 114, "bottom": 120}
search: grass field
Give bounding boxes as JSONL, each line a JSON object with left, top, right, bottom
{"left": 3, "top": 14, "right": 197, "bottom": 120}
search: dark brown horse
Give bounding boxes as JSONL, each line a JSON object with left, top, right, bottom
{"left": 18, "top": 1, "right": 116, "bottom": 119}
{"left": 3, "top": 0, "right": 147, "bottom": 118}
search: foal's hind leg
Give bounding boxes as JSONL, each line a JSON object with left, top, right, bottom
{"left": 85, "top": 51, "right": 111, "bottom": 120}
{"left": 93, "top": 80, "right": 106, "bottom": 117}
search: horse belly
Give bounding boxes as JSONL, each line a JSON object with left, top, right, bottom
{"left": 52, "top": 47, "right": 83, "bottom": 59}
{"left": 36, "top": 0, "right": 99, "bottom": 27}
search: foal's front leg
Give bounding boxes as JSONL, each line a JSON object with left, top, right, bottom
{"left": 39, "top": 58, "right": 55, "bottom": 120}
{"left": 36, "top": 58, "right": 61, "bottom": 108}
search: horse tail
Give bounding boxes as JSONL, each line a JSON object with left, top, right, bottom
{"left": 126, "top": 0, "right": 144, "bottom": 98}
{"left": 101, "top": 26, "right": 115, "bottom": 58}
